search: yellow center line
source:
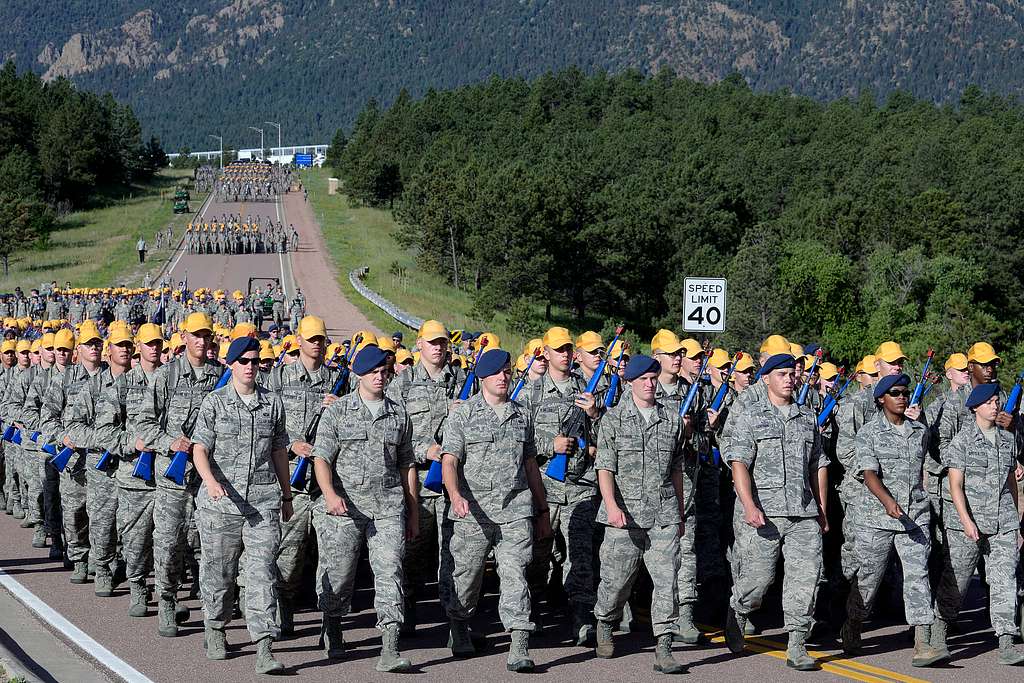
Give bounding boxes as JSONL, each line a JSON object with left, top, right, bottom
{"left": 700, "top": 626, "right": 929, "bottom": 683}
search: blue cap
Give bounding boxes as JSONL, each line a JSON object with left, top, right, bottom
{"left": 624, "top": 354, "right": 660, "bottom": 381}
{"left": 760, "top": 353, "right": 796, "bottom": 375}
{"left": 352, "top": 344, "right": 389, "bottom": 375}
{"left": 966, "top": 382, "right": 1000, "bottom": 410}
{"left": 267, "top": 323, "right": 279, "bottom": 333}
{"left": 392, "top": 332, "right": 403, "bottom": 341}
{"left": 475, "top": 349, "right": 511, "bottom": 378}
{"left": 225, "top": 336, "right": 260, "bottom": 365}
{"left": 803, "top": 343, "right": 821, "bottom": 355}
{"left": 873, "top": 373, "right": 911, "bottom": 400}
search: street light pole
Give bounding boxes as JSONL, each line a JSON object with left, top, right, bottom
{"left": 264, "top": 121, "right": 281, "bottom": 159}
{"left": 248, "top": 126, "right": 264, "bottom": 160}
{"left": 208, "top": 134, "right": 223, "bottom": 170}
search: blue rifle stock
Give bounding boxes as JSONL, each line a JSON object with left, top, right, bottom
{"left": 796, "top": 350, "right": 822, "bottom": 407}
{"left": 1, "top": 425, "right": 14, "bottom": 442}
{"left": 30, "top": 431, "right": 40, "bottom": 442}
{"left": 49, "top": 445, "right": 78, "bottom": 472}
{"left": 10, "top": 428, "right": 22, "bottom": 445}
{"left": 133, "top": 451, "right": 155, "bottom": 480}
{"left": 546, "top": 327, "right": 624, "bottom": 482}
{"left": 510, "top": 349, "right": 542, "bottom": 402}
{"left": 603, "top": 342, "right": 628, "bottom": 409}
{"left": 817, "top": 371, "right": 853, "bottom": 427}
{"left": 710, "top": 352, "right": 743, "bottom": 412}
{"left": 909, "top": 349, "right": 934, "bottom": 407}
{"left": 94, "top": 449, "right": 112, "bottom": 470}
{"left": 291, "top": 353, "right": 352, "bottom": 491}
{"left": 424, "top": 339, "right": 492, "bottom": 493}
{"left": 165, "top": 365, "right": 233, "bottom": 485}
{"left": 1005, "top": 370, "right": 1024, "bottom": 415}
{"left": 679, "top": 351, "right": 713, "bottom": 418}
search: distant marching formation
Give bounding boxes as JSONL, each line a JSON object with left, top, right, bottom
{"left": 1, "top": 289, "right": 1022, "bottom": 677}
{"left": 214, "top": 161, "right": 295, "bottom": 203}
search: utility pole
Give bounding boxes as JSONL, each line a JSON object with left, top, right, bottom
{"left": 208, "top": 134, "right": 223, "bottom": 170}
{"left": 248, "top": 126, "right": 264, "bottom": 160}
{"left": 264, "top": 121, "right": 281, "bottom": 159}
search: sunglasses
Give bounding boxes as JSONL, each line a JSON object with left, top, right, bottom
{"left": 885, "top": 389, "right": 912, "bottom": 398}
{"left": 233, "top": 356, "right": 260, "bottom": 366}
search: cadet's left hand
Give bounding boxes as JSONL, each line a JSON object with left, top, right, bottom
{"left": 405, "top": 510, "right": 419, "bottom": 541}
{"left": 576, "top": 392, "right": 598, "bottom": 418}
{"left": 322, "top": 394, "right": 338, "bottom": 408}
{"left": 996, "top": 411, "right": 1015, "bottom": 430}
{"left": 1016, "top": 463, "right": 1024, "bottom": 482}
{"left": 817, "top": 510, "right": 829, "bottom": 534}
{"left": 62, "top": 436, "right": 75, "bottom": 449}
{"left": 534, "top": 510, "right": 552, "bottom": 540}
{"left": 281, "top": 499, "right": 293, "bottom": 523}
{"left": 905, "top": 404, "right": 922, "bottom": 422}
{"left": 706, "top": 407, "right": 721, "bottom": 428}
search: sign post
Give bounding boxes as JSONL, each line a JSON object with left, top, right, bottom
{"left": 683, "top": 277, "right": 727, "bottom": 333}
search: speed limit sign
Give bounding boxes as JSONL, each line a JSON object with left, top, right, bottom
{"left": 683, "top": 277, "right": 726, "bottom": 333}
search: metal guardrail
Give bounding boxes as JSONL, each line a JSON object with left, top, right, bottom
{"left": 348, "top": 267, "right": 424, "bottom": 331}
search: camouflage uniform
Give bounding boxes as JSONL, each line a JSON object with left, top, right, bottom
{"left": 265, "top": 360, "right": 341, "bottom": 605}
{"left": 385, "top": 361, "right": 461, "bottom": 610}
{"left": 522, "top": 372, "right": 599, "bottom": 612}
{"left": 0, "top": 365, "right": 22, "bottom": 515}
{"left": 835, "top": 387, "right": 876, "bottom": 578}
{"left": 94, "top": 365, "right": 158, "bottom": 587}
{"left": 934, "top": 421, "right": 1019, "bottom": 636}
{"left": 65, "top": 368, "right": 123, "bottom": 581}
{"left": 441, "top": 393, "right": 538, "bottom": 631}
{"left": 2, "top": 365, "right": 34, "bottom": 522}
{"left": 726, "top": 397, "right": 827, "bottom": 634}
{"left": 310, "top": 391, "right": 414, "bottom": 629}
{"left": 25, "top": 364, "right": 62, "bottom": 541}
{"left": 191, "top": 384, "right": 288, "bottom": 642}
{"left": 846, "top": 412, "right": 933, "bottom": 626}
{"left": 39, "top": 364, "right": 103, "bottom": 565}
{"left": 136, "top": 356, "right": 223, "bottom": 609}
{"left": 592, "top": 395, "right": 684, "bottom": 637}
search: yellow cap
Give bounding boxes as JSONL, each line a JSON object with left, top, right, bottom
{"left": 1, "top": 340, "right": 15, "bottom": 353}
{"left": 281, "top": 334, "right": 298, "bottom": 353}
{"left": 651, "top": 329, "right": 684, "bottom": 355}
{"left": 108, "top": 326, "right": 134, "bottom": 346}
{"left": 477, "top": 332, "right": 500, "bottom": 350}
{"left": 54, "top": 329, "right": 76, "bottom": 350}
{"left": 16, "top": 339, "right": 31, "bottom": 353}
{"left": 78, "top": 320, "right": 102, "bottom": 344}
{"left": 944, "top": 353, "right": 968, "bottom": 371}
{"left": 734, "top": 354, "right": 755, "bottom": 372}
{"left": 232, "top": 290, "right": 244, "bottom": 299}
{"left": 259, "top": 340, "right": 275, "bottom": 361}
{"left": 297, "top": 315, "right": 327, "bottom": 340}
{"left": 819, "top": 362, "right": 839, "bottom": 380}
{"left": 708, "top": 348, "right": 731, "bottom": 368}
{"left": 352, "top": 329, "right": 378, "bottom": 347}
{"left": 873, "top": 341, "right": 907, "bottom": 364}
{"left": 543, "top": 327, "right": 573, "bottom": 350}
{"left": 759, "top": 334, "right": 790, "bottom": 355}
{"left": 326, "top": 342, "right": 341, "bottom": 361}
{"left": 680, "top": 338, "right": 704, "bottom": 359}
{"left": 418, "top": 320, "right": 448, "bottom": 342}
{"left": 525, "top": 338, "right": 544, "bottom": 356}
{"left": 789, "top": 342, "right": 804, "bottom": 358}
{"left": 30, "top": 339, "right": 40, "bottom": 353}
{"left": 377, "top": 336, "right": 398, "bottom": 353}
{"left": 858, "top": 354, "right": 878, "bottom": 375}
{"left": 230, "top": 322, "right": 257, "bottom": 340}
{"left": 516, "top": 353, "right": 529, "bottom": 372}
{"left": 396, "top": 348, "right": 413, "bottom": 365}
{"left": 966, "top": 342, "right": 1000, "bottom": 364}
{"left": 136, "top": 324, "right": 163, "bottom": 345}
{"left": 575, "top": 331, "right": 604, "bottom": 353}
{"left": 40, "top": 332, "right": 55, "bottom": 350}
{"left": 169, "top": 332, "right": 184, "bottom": 351}
{"left": 182, "top": 312, "right": 213, "bottom": 334}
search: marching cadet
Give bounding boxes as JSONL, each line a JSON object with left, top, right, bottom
{"left": 65, "top": 323, "right": 134, "bottom": 597}
{"left": 524, "top": 338, "right": 547, "bottom": 383}
{"left": 93, "top": 323, "right": 163, "bottom": 617}
{"left": 17, "top": 333, "right": 54, "bottom": 549}
{"left": 137, "top": 312, "right": 223, "bottom": 637}
{"left": 524, "top": 326, "right": 600, "bottom": 646}
{"left": 384, "top": 320, "right": 461, "bottom": 635}
{"left": 592, "top": 354, "right": 687, "bottom": 674}
{"left": 441, "top": 349, "right": 551, "bottom": 672}
{"left": 925, "top": 353, "right": 969, "bottom": 428}
{"left": 575, "top": 330, "right": 608, "bottom": 396}
{"left": 265, "top": 315, "right": 340, "bottom": 636}
{"left": 855, "top": 355, "right": 879, "bottom": 392}
{"left": 311, "top": 344, "right": 418, "bottom": 673}
{"left": 1, "top": 339, "right": 29, "bottom": 521}
{"left": 4, "top": 339, "right": 36, "bottom": 535}
{"left": 932, "top": 382, "right": 1024, "bottom": 665}
{"left": 841, "top": 374, "right": 946, "bottom": 667}
{"left": 732, "top": 353, "right": 755, "bottom": 393}
{"left": 191, "top": 336, "right": 292, "bottom": 674}
{"left": 724, "top": 353, "right": 828, "bottom": 671}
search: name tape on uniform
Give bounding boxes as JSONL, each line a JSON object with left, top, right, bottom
{"left": 683, "top": 277, "right": 726, "bottom": 333}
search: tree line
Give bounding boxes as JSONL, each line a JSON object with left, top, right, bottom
{"left": 0, "top": 60, "right": 166, "bottom": 274}
{"left": 331, "top": 68, "right": 1024, "bottom": 368}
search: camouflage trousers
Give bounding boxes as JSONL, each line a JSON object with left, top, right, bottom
{"left": 117, "top": 487, "right": 155, "bottom": 583}
{"left": 731, "top": 515, "right": 822, "bottom": 633}
{"left": 3, "top": 443, "right": 21, "bottom": 510}
{"left": 85, "top": 453, "right": 119, "bottom": 578}
{"left": 847, "top": 523, "right": 933, "bottom": 625}
{"left": 274, "top": 491, "right": 311, "bottom": 599}
{"left": 403, "top": 493, "right": 453, "bottom": 607}
{"left": 595, "top": 523, "right": 681, "bottom": 638}
{"left": 677, "top": 509, "right": 697, "bottom": 606}
{"left": 934, "top": 527, "right": 1018, "bottom": 637}
{"left": 60, "top": 460, "right": 90, "bottom": 562}
{"left": 446, "top": 517, "right": 534, "bottom": 631}
{"left": 153, "top": 480, "right": 200, "bottom": 602}
{"left": 839, "top": 489, "right": 858, "bottom": 580}
{"left": 529, "top": 496, "right": 599, "bottom": 608}
{"left": 12, "top": 444, "right": 33, "bottom": 518}
{"left": 313, "top": 510, "right": 405, "bottom": 629}
{"left": 21, "top": 446, "right": 45, "bottom": 525}
{"left": 197, "top": 507, "right": 281, "bottom": 642}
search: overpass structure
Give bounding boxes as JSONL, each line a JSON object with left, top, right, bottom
{"left": 168, "top": 143, "right": 329, "bottom": 166}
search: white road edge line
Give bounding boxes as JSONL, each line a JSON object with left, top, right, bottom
{"left": 277, "top": 194, "right": 295, "bottom": 300}
{"left": 0, "top": 568, "right": 154, "bottom": 683}
{"left": 166, "top": 189, "right": 214, "bottom": 282}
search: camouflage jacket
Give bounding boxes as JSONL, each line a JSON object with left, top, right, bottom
{"left": 23, "top": 364, "right": 60, "bottom": 433}
{"left": 852, "top": 412, "right": 930, "bottom": 530}
{"left": 94, "top": 364, "right": 159, "bottom": 490}
{"left": 942, "top": 419, "right": 1017, "bottom": 535}
{"left": 39, "top": 363, "right": 105, "bottom": 451}
{"left": 441, "top": 392, "right": 537, "bottom": 524}
{"left": 65, "top": 368, "right": 124, "bottom": 477}
{"left": 310, "top": 391, "right": 414, "bottom": 519}
{"left": 192, "top": 385, "right": 288, "bottom": 516}
{"left": 595, "top": 395, "right": 684, "bottom": 530}
{"left": 725, "top": 398, "right": 827, "bottom": 519}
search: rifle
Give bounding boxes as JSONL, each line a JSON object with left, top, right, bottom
{"left": 94, "top": 449, "right": 113, "bottom": 471}
{"left": 133, "top": 450, "right": 155, "bottom": 480}
{"left": 44, "top": 442, "right": 82, "bottom": 473}
{"left": 1004, "top": 370, "right": 1024, "bottom": 415}
{"left": 510, "top": 348, "right": 541, "bottom": 402}
{"left": 679, "top": 342, "right": 713, "bottom": 418}
{"left": 796, "top": 350, "right": 823, "bottom": 407}
{"left": 290, "top": 356, "right": 353, "bottom": 491}
{"left": 710, "top": 352, "right": 742, "bottom": 413}
{"left": 603, "top": 342, "right": 628, "bottom": 409}
{"left": 163, "top": 364, "right": 228, "bottom": 487}
{"left": 333, "top": 334, "right": 364, "bottom": 396}
{"left": 545, "top": 326, "right": 623, "bottom": 482}
{"left": 908, "top": 349, "right": 934, "bottom": 407}
{"left": 817, "top": 368, "right": 853, "bottom": 427}
{"left": 424, "top": 338, "right": 491, "bottom": 493}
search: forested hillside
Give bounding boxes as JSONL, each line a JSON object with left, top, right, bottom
{"left": 5, "top": 1, "right": 1024, "bottom": 148}
{"left": 335, "top": 69, "right": 1024, "bottom": 363}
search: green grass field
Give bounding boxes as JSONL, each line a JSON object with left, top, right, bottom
{"left": 0, "top": 168, "right": 204, "bottom": 293}
{"left": 301, "top": 167, "right": 544, "bottom": 351}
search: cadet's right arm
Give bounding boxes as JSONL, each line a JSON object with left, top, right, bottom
{"left": 310, "top": 403, "right": 346, "bottom": 516}
{"left": 136, "top": 369, "right": 174, "bottom": 453}
{"left": 38, "top": 373, "right": 66, "bottom": 446}
{"left": 595, "top": 410, "right": 625, "bottom": 528}
{"left": 724, "top": 410, "right": 765, "bottom": 528}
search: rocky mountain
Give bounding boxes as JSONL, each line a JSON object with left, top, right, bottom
{"left": 4, "top": 1, "right": 1024, "bottom": 149}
